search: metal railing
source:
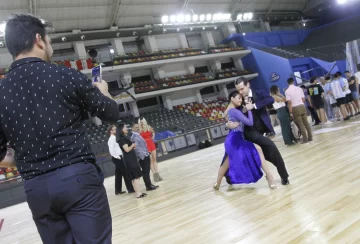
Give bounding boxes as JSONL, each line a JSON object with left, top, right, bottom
{"left": 244, "top": 39, "right": 346, "bottom": 61}
{"left": 155, "top": 123, "right": 228, "bottom": 158}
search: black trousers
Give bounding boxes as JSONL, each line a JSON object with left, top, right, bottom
{"left": 308, "top": 106, "right": 321, "bottom": 124}
{"left": 139, "top": 156, "right": 152, "bottom": 188}
{"left": 112, "top": 157, "right": 134, "bottom": 192}
{"left": 24, "top": 163, "right": 112, "bottom": 244}
{"left": 221, "top": 127, "right": 289, "bottom": 182}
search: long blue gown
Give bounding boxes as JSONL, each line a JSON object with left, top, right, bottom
{"left": 225, "top": 108, "right": 263, "bottom": 184}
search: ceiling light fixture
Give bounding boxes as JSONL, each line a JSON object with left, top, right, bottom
{"left": 170, "top": 15, "right": 176, "bottom": 23}
{"left": 192, "top": 14, "right": 199, "bottom": 22}
{"left": 176, "top": 28, "right": 180, "bottom": 32}
{"left": 190, "top": 27, "right": 193, "bottom": 31}
{"left": 0, "top": 23, "right": 6, "bottom": 33}
{"left": 177, "top": 14, "right": 184, "bottom": 23}
{"left": 206, "top": 14, "right": 212, "bottom": 21}
{"left": 161, "top": 15, "right": 169, "bottom": 23}
{"left": 199, "top": 14, "right": 205, "bottom": 21}
{"left": 185, "top": 14, "right": 191, "bottom": 22}
{"left": 202, "top": 26, "right": 206, "bottom": 30}
{"left": 337, "top": 0, "right": 347, "bottom": 4}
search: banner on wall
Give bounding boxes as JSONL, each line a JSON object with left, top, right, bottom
{"left": 269, "top": 73, "right": 280, "bottom": 82}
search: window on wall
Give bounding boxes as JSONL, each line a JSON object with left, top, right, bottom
{"left": 108, "top": 81, "right": 119, "bottom": 89}
{"left": 200, "top": 86, "right": 215, "bottom": 95}
{"left": 194, "top": 66, "right": 209, "bottom": 73}
{"left": 137, "top": 97, "right": 158, "bottom": 108}
{"left": 226, "top": 82, "right": 235, "bottom": 89}
{"left": 221, "top": 62, "right": 235, "bottom": 69}
{"left": 132, "top": 75, "right": 152, "bottom": 82}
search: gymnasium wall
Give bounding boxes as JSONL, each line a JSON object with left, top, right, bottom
{"left": 240, "top": 30, "right": 311, "bottom": 47}
{"left": 243, "top": 48, "right": 294, "bottom": 93}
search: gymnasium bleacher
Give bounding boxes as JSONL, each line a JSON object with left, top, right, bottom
{"left": 84, "top": 106, "right": 221, "bottom": 158}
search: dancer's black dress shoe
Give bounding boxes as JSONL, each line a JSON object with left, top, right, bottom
{"left": 128, "top": 191, "right": 135, "bottom": 194}
{"left": 281, "top": 178, "right": 290, "bottom": 185}
{"left": 146, "top": 185, "right": 159, "bottom": 191}
{"left": 115, "top": 191, "right": 126, "bottom": 195}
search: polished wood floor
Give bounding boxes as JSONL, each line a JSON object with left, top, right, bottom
{"left": 2, "top": 118, "right": 360, "bottom": 243}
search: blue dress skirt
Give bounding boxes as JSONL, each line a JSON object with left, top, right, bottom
{"left": 224, "top": 130, "right": 263, "bottom": 184}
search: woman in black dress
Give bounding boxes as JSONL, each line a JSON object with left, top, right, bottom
{"left": 116, "top": 123, "right": 147, "bottom": 198}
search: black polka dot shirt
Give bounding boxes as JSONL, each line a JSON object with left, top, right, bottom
{"left": 0, "top": 57, "right": 119, "bottom": 180}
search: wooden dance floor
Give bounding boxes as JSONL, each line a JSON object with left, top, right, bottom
{"left": 2, "top": 119, "right": 360, "bottom": 243}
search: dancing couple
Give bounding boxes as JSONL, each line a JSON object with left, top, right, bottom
{"left": 214, "top": 77, "right": 290, "bottom": 190}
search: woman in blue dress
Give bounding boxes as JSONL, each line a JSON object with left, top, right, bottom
{"left": 213, "top": 91, "right": 276, "bottom": 190}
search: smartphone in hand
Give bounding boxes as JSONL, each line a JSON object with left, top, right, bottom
{"left": 92, "top": 66, "right": 102, "bottom": 83}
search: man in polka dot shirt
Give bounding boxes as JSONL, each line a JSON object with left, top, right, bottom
{"left": 0, "top": 14, "right": 119, "bottom": 243}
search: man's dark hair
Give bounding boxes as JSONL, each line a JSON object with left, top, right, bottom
{"left": 300, "top": 85, "right": 306, "bottom": 89}
{"left": 310, "top": 76, "right": 317, "bottom": 84}
{"left": 345, "top": 70, "right": 350, "bottom": 73}
{"left": 131, "top": 122, "right": 138, "bottom": 128}
{"left": 336, "top": 71, "right": 342, "bottom": 76}
{"left": 333, "top": 73, "right": 339, "bottom": 78}
{"left": 287, "top": 77, "right": 295, "bottom": 85}
{"left": 5, "top": 14, "right": 52, "bottom": 57}
{"left": 234, "top": 76, "right": 249, "bottom": 86}
{"left": 325, "top": 76, "right": 331, "bottom": 81}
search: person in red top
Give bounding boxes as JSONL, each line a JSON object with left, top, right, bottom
{"left": 138, "top": 117, "right": 163, "bottom": 182}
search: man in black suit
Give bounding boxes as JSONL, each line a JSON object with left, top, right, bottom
{"left": 223, "top": 77, "right": 290, "bottom": 185}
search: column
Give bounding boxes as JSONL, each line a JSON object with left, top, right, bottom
{"left": 73, "top": 41, "right": 87, "bottom": 59}
{"left": 144, "top": 36, "right": 158, "bottom": 52}
{"left": 201, "top": 31, "right": 216, "bottom": 49}
{"left": 110, "top": 38, "right": 125, "bottom": 56}
{"left": 195, "top": 90, "right": 203, "bottom": 104}
{"left": 162, "top": 95, "right": 173, "bottom": 110}
{"left": 130, "top": 101, "right": 140, "bottom": 117}
{"left": 233, "top": 56, "right": 244, "bottom": 71}
{"left": 121, "top": 72, "right": 132, "bottom": 86}
{"left": 178, "top": 33, "right": 195, "bottom": 74}
{"left": 262, "top": 21, "right": 272, "bottom": 32}
{"left": 178, "top": 33, "right": 189, "bottom": 48}
{"left": 201, "top": 31, "right": 221, "bottom": 71}
{"left": 152, "top": 67, "right": 165, "bottom": 80}
{"left": 221, "top": 23, "right": 238, "bottom": 48}
{"left": 219, "top": 84, "right": 229, "bottom": 99}
{"left": 221, "top": 23, "right": 237, "bottom": 38}
{"left": 209, "top": 60, "right": 221, "bottom": 71}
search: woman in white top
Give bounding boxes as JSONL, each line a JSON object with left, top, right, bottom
{"left": 270, "top": 85, "right": 297, "bottom": 146}
{"left": 107, "top": 125, "right": 134, "bottom": 195}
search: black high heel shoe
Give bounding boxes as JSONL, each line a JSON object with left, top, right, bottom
{"left": 136, "top": 193, "right": 147, "bottom": 198}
